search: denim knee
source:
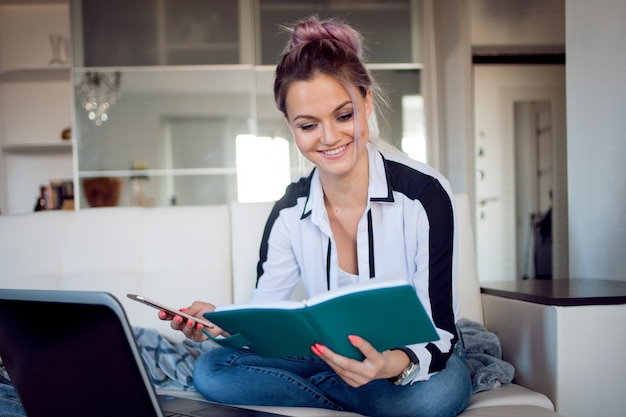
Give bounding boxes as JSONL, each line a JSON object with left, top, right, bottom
{"left": 192, "top": 347, "right": 234, "bottom": 397}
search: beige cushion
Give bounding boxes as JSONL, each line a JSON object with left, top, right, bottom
{"left": 467, "top": 383, "right": 555, "bottom": 411}
{"left": 460, "top": 405, "right": 563, "bottom": 416}
{"left": 0, "top": 206, "right": 234, "bottom": 339}
{"left": 230, "top": 201, "right": 273, "bottom": 304}
{"left": 160, "top": 388, "right": 561, "bottom": 417}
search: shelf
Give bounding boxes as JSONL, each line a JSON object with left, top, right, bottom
{"left": 3, "top": 141, "right": 72, "bottom": 154}
{"left": 165, "top": 42, "right": 239, "bottom": 52}
{"left": 77, "top": 167, "right": 237, "bottom": 178}
{"left": 0, "top": 66, "right": 70, "bottom": 82}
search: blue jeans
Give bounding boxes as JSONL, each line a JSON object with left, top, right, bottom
{"left": 193, "top": 347, "right": 472, "bottom": 417}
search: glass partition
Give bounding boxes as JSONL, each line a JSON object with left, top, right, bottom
{"left": 74, "top": 67, "right": 256, "bottom": 208}
{"left": 74, "top": 66, "right": 423, "bottom": 208}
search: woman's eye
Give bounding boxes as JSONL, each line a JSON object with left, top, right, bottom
{"left": 299, "top": 123, "right": 316, "bottom": 131}
{"left": 338, "top": 112, "right": 353, "bottom": 122}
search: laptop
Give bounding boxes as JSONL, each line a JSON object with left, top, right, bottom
{"left": 0, "top": 289, "right": 288, "bottom": 417}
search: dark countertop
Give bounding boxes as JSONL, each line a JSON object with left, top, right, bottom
{"left": 480, "top": 279, "right": 626, "bottom": 306}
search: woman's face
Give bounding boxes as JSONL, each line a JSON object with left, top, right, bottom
{"left": 284, "top": 74, "right": 372, "bottom": 179}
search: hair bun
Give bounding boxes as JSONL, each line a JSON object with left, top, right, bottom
{"left": 289, "top": 16, "right": 363, "bottom": 58}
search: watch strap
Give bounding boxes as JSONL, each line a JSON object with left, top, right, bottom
{"left": 393, "top": 361, "right": 420, "bottom": 386}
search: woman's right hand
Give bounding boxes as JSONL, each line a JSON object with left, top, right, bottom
{"left": 158, "top": 300, "right": 226, "bottom": 342}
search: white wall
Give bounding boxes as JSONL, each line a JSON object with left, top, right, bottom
{"left": 431, "top": 0, "right": 473, "bottom": 194}
{"left": 434, "top": 0, "right": 626, "bottom": 282}
{"left": 470, "top": 0, "right": 565, "bottom": 48}
{"left": 566, "top": 0, "right": 626, "bottom": 281}
{"left": 432, "top": 0, "right": 565, "bottom": 197}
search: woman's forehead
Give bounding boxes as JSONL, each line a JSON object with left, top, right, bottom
{"left": 285, "top": 75, "right": 358, "bottom": 111}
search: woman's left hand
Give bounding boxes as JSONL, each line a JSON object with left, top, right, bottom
{"left": 311, "top": 335, "right": 410, "bottom": 387}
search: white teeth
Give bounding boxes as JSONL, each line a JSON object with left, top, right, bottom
{"left": 323, "top": 145, "right": 346, "bottom": 155}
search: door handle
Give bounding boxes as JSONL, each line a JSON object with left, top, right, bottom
{"left": 478, "top": 197, "right": 499, "bottom": 207}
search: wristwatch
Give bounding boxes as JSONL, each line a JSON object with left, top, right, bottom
{"left": 393, "top": 361, "right": 420, "bottom": 386}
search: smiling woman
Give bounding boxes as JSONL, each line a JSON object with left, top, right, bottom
{"left": 167, "top": 16, "right": 473, "bottom": 417}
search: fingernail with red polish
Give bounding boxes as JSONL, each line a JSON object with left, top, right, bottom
{"left": 174, "top": 316, "right": 182, "bottom": 324}
{"left": 158, "top": 311, "right": 166, "bottom": 319}
{"left": 314, "top": 343, "right": 326, "bottom": 354}
{"left": 348, "top": 335, "right": 360, "bottom": 344}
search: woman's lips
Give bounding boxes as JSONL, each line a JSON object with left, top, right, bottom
{"left": 320, "top": 143, "right": 349, "bottom": 158}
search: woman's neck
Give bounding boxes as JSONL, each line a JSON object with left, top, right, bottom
{"left": 319, "top": 146, "right": 370, "bottom": 213}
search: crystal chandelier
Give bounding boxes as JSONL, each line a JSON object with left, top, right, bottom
{"left": 77, "top": 72, "right": 121, "bottom": 126}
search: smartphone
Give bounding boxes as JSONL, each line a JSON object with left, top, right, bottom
{"left": 127, "top": 294, "right": 214, "bottom": 329}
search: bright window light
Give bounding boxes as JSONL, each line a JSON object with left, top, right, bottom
{"left": 236, "top": 135, "right": 291, "bottom": 203}
{"left": 401, "top": 95, "right": 427, "bottom": 163}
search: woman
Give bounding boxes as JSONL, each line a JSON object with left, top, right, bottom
{"left": 163, "top": 16, "right": 472, "bottom": 417}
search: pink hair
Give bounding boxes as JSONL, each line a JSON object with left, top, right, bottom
{"left": 286, "top": 17, "right": 363, "bottom": 59}
{"left": 274, "top": 16, "right": 374, "bottom": 118}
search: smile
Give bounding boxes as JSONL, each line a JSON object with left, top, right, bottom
{"left": 322, "top": 144, "right": 348, "bottom": 156}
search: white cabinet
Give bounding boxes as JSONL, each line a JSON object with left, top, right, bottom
{"left": 481, "top": 280, "right": 626, "bottom": 417}
{"left": 74, "top": 0, "right": 246, "bottom": 66}
{"left": 0, "top": 2, "right": 73, "bottom": 214}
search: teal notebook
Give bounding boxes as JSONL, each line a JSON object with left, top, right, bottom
{"left": 203, "top": 277, "right": 439, "bottom": 360}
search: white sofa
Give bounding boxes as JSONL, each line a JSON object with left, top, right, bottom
{"left": 0, "top": 194, "right": 561, "bottom": 416}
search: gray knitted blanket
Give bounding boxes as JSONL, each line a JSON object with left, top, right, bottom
{"left": 457, "top": 318, "right": 516, "bottom": 393}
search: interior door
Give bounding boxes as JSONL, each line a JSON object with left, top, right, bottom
{"left": 473, "top": 65, "right": 567, "bottom": 282}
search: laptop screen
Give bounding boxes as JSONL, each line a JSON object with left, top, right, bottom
{"left": 0, "top": 290, "right": 161, "bottom": 417}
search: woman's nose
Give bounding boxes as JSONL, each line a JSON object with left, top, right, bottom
{"left": 321, "top": 123, "right": 340, "bottom": 145}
